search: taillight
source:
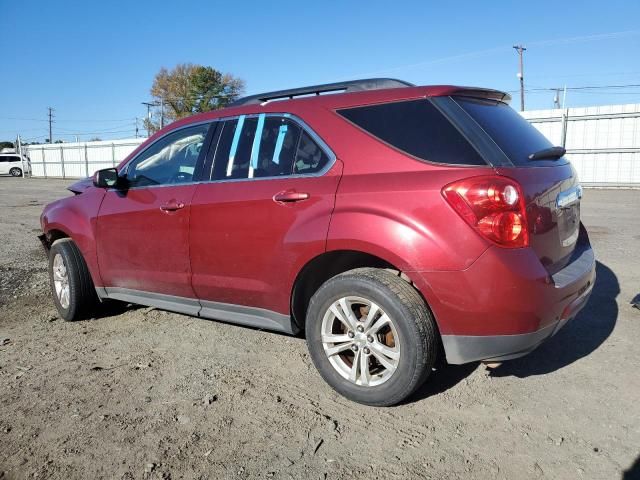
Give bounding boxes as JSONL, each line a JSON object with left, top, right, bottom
{"left": 442, "top": 176, "right": 529, "bottom": 248}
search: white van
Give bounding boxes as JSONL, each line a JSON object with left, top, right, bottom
{"left": 0, "top": 154, "right": 31, "bottom": 176}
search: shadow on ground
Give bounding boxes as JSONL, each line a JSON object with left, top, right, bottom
{"left": 408, "top": 261, "right": 619, "bottom": 403}
{"left": 489, "top": 261, "right": 618, "bottom": 378}
{"left": 623, "top": 454, "right": 640, "bottom": 480}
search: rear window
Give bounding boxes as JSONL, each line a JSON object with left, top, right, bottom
{"left": 454, "top": 97, "right": 566, "bottom": 166}
{"left": 337, "top": 99, "right": 486, "bottom": 166}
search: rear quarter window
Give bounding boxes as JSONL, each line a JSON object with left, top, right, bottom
{"left": 337, "top": 99, "right": 486, "bottom": 166}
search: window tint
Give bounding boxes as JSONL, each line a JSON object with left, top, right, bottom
{"left": 0, "top": 156, "right": 19, "bottom": 163}
{"left": 213, "top": 115, "right": 325, "bottom": 180}
{"left": 454, "top": 97, "right": 564, "bottom": 166}
{"left": 337, "top": 99, "right": 486, "bottom": 166}
{"left": 126, "top": 124, "right": 209, "bottom": 187}
{"left": 294, "top": 131, "right": 330, "bottom": 174}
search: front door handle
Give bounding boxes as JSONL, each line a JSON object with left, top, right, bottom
{"left": 273, "top": 190, "right": 310, "bottom": 203}
{"left": 160, "top": 200, "right": 185, "bottom": 212}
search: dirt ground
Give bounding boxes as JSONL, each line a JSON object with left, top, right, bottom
{"left": 0, "top": 178, "right": 639, "bottom": 480}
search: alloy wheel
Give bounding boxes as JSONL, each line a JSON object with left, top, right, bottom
{"left": 52, "top": 253, "right": 70, "bottom": 309}
{"left": 320, "top": 296, "right": 400, "bottom": 387}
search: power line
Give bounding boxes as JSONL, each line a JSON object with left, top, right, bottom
{"left": 55, "top": 123, "right": 133, "bottom": 134}
{"left": 506, "top": 83, "right": 640, "bottom": 93}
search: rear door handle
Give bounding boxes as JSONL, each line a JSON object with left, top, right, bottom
{"left": 160, "top": 200, "right": 185, "bottom": 212}
{"left": 273, "top": 190, "right": 310, "bottom": 203}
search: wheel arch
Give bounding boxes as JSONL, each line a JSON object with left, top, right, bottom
{"left": 41, "top": 197, "right": 104, "bottom": 288}
{"left": 290, "top": 249, "right": 439, "bottom": 334}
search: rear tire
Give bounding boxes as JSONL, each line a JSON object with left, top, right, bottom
{"left": 305, "top": 268, "right": 438, "bottom": 406}
{"left": 10, "top": 167, "right": 21, "bottom": 177}
{"left": 48, "top": 239, "right": 98, "bottom": 321}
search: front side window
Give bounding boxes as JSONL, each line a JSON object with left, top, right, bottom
{"left": 211, "top": 115, "right": 330, "bottom": 180}
{"left": 125, "top": 124, "right": 209, "bottom": 187}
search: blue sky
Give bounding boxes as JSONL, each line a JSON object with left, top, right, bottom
{"left": 1, "top": 0, "right": 639, "bottom": 142}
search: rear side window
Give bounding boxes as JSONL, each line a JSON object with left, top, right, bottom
{"left": 294, "top": 131, "right": 330, "bottom": 174}
{"left": 454, "top": 97, "right": 564, "bottom": 166}
{"left": 212, "top": 115, "right": 330, "bottom": 180}
{"left": 337, "top": 99, "right": 486, "bottom": 166}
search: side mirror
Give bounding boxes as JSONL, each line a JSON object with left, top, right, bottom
{"left": 93, "top": 168, "right": 120, "bottom": 188}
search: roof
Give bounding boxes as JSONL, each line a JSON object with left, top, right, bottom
{"left": 159, "top": 81, "right": 511, "bottom": 133}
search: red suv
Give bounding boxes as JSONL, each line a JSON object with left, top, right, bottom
{"left": 40, "top": 79, "right": 595, "bottom": 406}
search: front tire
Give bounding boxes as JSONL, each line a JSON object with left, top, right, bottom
{"left": 48, "top": 239, "right": 98, "bottom": 321}
{"left": 305, "top": 268, "right": 438, "bottom": 406}
{"left": 10, "top": 167, "right": 22, "bottom": 177}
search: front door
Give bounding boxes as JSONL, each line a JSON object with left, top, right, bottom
{"left": 190, "top": 115, "right": 342, "bottom": 316}
{"left": 96, "top": 123, "right": 212, "bottom": 301}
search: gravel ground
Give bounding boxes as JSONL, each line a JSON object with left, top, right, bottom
{"left": 0, "top": 178, "right": 639, "bottom": 480}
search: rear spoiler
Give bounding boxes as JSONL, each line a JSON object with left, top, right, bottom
{"left": 442, "top": 87, "right": 511, "bottom": 104}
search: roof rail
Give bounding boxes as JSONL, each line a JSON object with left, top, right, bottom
{"left": 229, "top": 78, "right": 415, "bottom": 107}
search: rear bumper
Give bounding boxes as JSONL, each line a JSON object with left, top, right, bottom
{"left": 413, "top": 241, "right": 596, "bottom": 364}
{"left": 441, "top": 278, "right": 594, "bottom": 363}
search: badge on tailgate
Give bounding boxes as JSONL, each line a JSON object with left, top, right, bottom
{"left": 556, "top": 184, "right": 583, "bottom": 247}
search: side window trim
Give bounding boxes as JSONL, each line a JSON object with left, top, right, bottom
{"left": 118, "top": 120, "right": 215, "bottom": 189}
{"left": 205, "top": 113, "right": 336, "bottom": 183}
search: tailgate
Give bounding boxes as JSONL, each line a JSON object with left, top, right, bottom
{"left": 449, "top": 95, "right": 583, "bottom": 274}
{"left": 496, "top": 163, "right": 582, "bottom": 273}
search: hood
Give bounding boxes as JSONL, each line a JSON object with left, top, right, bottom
{"left": 67, "top": 177, "right": 94, "bottom": 194}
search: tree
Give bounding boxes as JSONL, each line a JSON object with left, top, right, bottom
{"left": 146, "top": 63, "right": 245, "bottom": 134}
{"left": 0, "top": 141, "right": 14, "bottom": 151}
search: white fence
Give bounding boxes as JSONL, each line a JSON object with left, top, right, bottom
{"left": 21, "top": 103, "right": 640, "bottom": 185}
{"left": 24, "top": 138, "right": 145, "bottom": 178}
{"left": 522, "top": 103, "right": 640, "bottom": 186}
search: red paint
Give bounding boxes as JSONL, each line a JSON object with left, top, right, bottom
{"left": 189, "top": 161, "right": 342, "bottom": 313}
{"left": 96, "top": 185, "right": 197, "bottom": 297}
{"left": 40, "top": 83, "right": 594, "bottom": 343}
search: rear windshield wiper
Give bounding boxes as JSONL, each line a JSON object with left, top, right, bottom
{"left": 528, "top": 146, "right": 566, "bottom": 161}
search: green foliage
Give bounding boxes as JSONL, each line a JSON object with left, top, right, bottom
{"left": 146, "top": 63, "right": 245, "bottom": 134}
{"left": 0, "top": 141, "right": 14, "bottom": 150}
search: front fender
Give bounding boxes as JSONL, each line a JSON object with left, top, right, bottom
{"left": 41, "top": 188, "right": 106, "bottom": 287}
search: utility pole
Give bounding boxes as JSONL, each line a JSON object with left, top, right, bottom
{"left": 513, "top": 45, "right": 526, "bottom": 111}
{"left": 142, "top": 102, "right": 154, "bottom": 137}
{"left": 47, "top": 107, "right": 55, "bottom": 143}
{"left": 159, "top": 98, "right": 165, "bottom": 129}
{"left": 135, "top": 117, "right": 139, "bottom": 138}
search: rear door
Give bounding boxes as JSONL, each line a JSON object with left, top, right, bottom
{"left": 452, "top": 97, "right": 582, "bottom": 273}
{"left": 96, "top": 123, "right": 212, "bottom": 300}
{"left": 189, "top": 114, "right": 342, "bottom": 315}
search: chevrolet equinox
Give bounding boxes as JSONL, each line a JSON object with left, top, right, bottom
{"left": 39, "top": 79, "right": 595, "bottom": 406}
